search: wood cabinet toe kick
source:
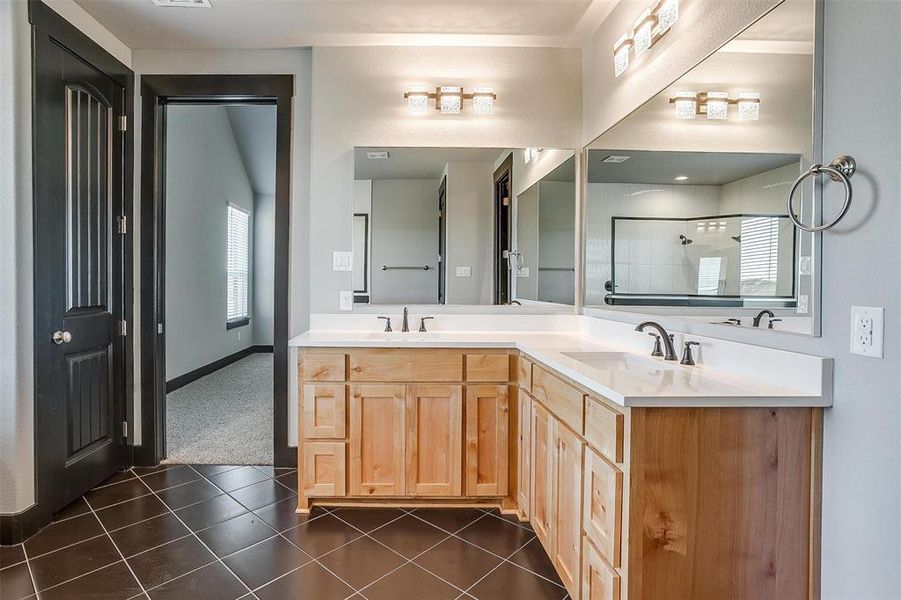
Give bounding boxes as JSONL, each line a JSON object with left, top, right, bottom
{"left": 297, "top": 347, "right": 823, "bottom": 600}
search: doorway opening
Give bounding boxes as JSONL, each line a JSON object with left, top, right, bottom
{"left": 139, "top": 76, "right": 294, "bottom": 468}
{"left": 494, "top": 154, "right": 513, "bottom": 304}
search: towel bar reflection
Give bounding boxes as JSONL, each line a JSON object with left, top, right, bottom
{"left": 787, "top": 155, "right": 856, "bottom": 232}
{"left": 381, "top": 265, "right": 431, "bottom": 271}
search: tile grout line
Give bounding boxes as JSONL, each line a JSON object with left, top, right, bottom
{"left": 460, "top": 535, "right": 538, "bottom": 597}
{"left": 82, "top": 496, "right": 151, "bottom": 599}
{"left": 404, "top": 510, "right": 563, "bottom": 589}
{"left": 184, "top": 464, "right": 362, "bottom": 597}
{"left": 130, "top": 470, "right": 259, "bottom": 599}
{"left": 19, "top": 542, "right": 41, "bottom": 600}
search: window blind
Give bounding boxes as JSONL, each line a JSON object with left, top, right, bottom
{"left": 740, "top": 216, "right": 779, "bottom": 296}
{"left": 227, "top": 204, "right": 250, "bottom": 322}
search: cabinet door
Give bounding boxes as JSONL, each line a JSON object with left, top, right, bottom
{"left": 583, "top": 448, "right": 623, "bottom": 567}
{"left": 349, "top": 384, "right": 406, "bottom": 496}
{"left": 465, "top": 385, "right": 509, "bottom": 496}
{"left": 552, "top": 422, "right": 584, "bottom": 598}
{"left": 531, "top": 401, "right": 555, "bottom": 552}
{"left": 406, "top": 385, "right": 463, "bottom": 496}
{"left": 302, "top": 442, "right": 346, "bottom": 497}
{"left": 302, "top": 384, "right": 346, "bottom": 439}
{"left": 582, "top": 538, "right": 621, "bottom": 600}
{"left": 517, "top": 392, "right": 532, "bottom": 519}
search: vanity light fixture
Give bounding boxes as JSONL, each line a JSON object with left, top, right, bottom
{"left": 674, "top": 175, "right": 689, "bottom": 181}
{"left": 524, "top": 147, "right": 544, "bottom": 164}
{"left": 670, "top": 91, "right": 761, "bottom": 120}
{"left": 403, "top": 86, "right": 497, "bottom": 115}
{"left": 612, "top": 0, "right": 678, "bottom": 77}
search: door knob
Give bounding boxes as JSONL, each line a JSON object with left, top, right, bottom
{"left": 52, "top": 330, "right": 72, "bottom": 345}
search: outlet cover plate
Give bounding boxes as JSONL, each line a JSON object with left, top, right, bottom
{"left": 339, "top": 291, "right": 353, "bottom": 311}
{"left": 850, "top": 306, "right": 884, "bottom": 358}
{"left": 455, "top": 266, "right": 472, "bottom": 277}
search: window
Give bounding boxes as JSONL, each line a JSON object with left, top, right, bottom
{"left": 740, "top": 217, "right": 780, "bottom": 296}
{"left": 226, "top": 204, "right": 250, "bottom": 326}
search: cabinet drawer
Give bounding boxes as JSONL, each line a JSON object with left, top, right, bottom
{"left": 349, "top": 350, "right": 462, "bottom": 381}
{"left": 584, "top": 396, "right": 624, "bottom": 464}
{"left": 466, "top": 354, "right": 509, "bottom": 382}
{"left": 302, "top": 353, "right": 346, "bottom": 382}
{"left": 582, "top": 537, "right": 621, "bottom": 600}
{"left": 302, "top": 442, "right": 346, "bottom": 497}
{"left": 583, "top": 448, "right": 623, "bottom": 567}
{"left": 531, "top": 366, "right": 583, "bottom": 434}
{"left": 518, "top": 357, "right": 532, "bottom": 393}
{"left": 302, "top": 384, "right": 346, "bottom": 439}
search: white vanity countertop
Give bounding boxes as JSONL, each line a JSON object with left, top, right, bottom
{"left": 289, "top": 330, "right": 831, "bottom": 408}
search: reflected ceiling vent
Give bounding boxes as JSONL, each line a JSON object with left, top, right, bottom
{"left": 151, "top": 0, "right": 212, "bottom": 8}
{"left": 366, "top": 151, "right": 390, "bottom": 160}
{"left": 602, "top": 155, "right": 631, "bottom": 163}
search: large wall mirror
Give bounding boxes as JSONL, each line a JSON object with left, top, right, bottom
{"left": 583, "top": 0, "right": 821, "bottom": 335}
{"left": 353, "top": 147, "right": 576, "bottom": 307}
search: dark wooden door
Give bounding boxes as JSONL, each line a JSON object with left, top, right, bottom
{"left": 437, "top": 177, "right": 447, "bottom": 305}
{"left": 33, "top": 18, "right": 128, "bottom": 513}
{"left": 493, "top": 156, "right": 512, "bottom": 304}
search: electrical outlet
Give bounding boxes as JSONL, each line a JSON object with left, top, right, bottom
{"left": 517, "top": 267, "right": 530, "bottom": 278}
{"left": 796, "top": 294, "right": 808, "bottom": 313}
{"left": 332, "top": 251, "right": 353, "bottom": 271}
{"left": 456, "top": 266, "right": 472, "bottom": 277}
{"left": 799, "top": 256, "right": 812, "bottom": 275}
{"left": 850, "top": 306, "right": 884, "bottom": 358}
{"left": 339, "top": 291, "right": 353, "bottom": 311}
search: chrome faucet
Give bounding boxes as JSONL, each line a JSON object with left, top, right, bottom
{"left": 401, "top": 307, "right": 410, "bottom": 332}
{"left": 752, "top": 309, "right": 775, "bottom": 328}
{"left": 634, "top": 321, "right": 678, "bottom": 360}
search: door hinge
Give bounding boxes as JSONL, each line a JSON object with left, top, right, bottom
{"left": 122, "top": 421, "right": 128, "bottom": 438}
{"left": 117, "top": 215, "right": 127, "bottom": 234}
{"left": 117, "top": 115, "right": 127, "bottom": 132}
{"left": 118, "top": 320, "right": 127, "bottom": 336}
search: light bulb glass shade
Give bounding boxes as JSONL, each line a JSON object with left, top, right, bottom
{"left": 405, "top": 86, "right": 429, "bottom": 114}
{"left": 439, "top": 86, "right": 462, "bottom": 114}
{"left": 657, "top": 0, "right": 679, "bottom": 32}
{"left": 705, "top": 91, "right": 728, "bottom": 120}
{"left": 674, "top": 90, "right": 697, "bottom": 119}
{"left": 738, "top": 91, "right": 760, "bottom": 120}
{"left": 472, "top": 87, "right": 495, "bottom": 115}
{"left": 613, "top": 34, "right": 631, "bottom": 77}
{"left": 633, "top": 10, "right": 654, "bottom": 57}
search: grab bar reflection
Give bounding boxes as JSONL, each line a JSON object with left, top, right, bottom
{"left": 381, "top": 265, "right": 431, "bottom": 271}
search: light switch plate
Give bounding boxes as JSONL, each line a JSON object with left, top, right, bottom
{"left": 850, "top": 306, "right": 883, "bottom": 358}
{"left": 796, "top": 294, "right": 808, "bottom": 313}
{"left": 339, "top": 291, "right": 353, "bottom": 311}
{"left": 455, "top": 266, "right": 472, "bottom": 277}
{"left": 333, "top": 251, "right": 353, "bottom": 271}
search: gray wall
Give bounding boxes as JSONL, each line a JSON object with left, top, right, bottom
{"left": 515, "top": 185, "right": 540, "bottom": 301}
{"left": 537, "top": 180, "right": 575, "bottom": 304}
{"left": 164, "top": 105, "right": 255, "bottom": 379}
{"left": 445, "top": 162, "right": 494, "bottom": 304}
{"left": 370, "top": 179, "right": 439, "bottom": 304}
{"left": 253, "top": 193, "right": 275, "bottom": 345}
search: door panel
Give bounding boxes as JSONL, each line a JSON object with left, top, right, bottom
{"left": 34, "top": 21, "right": 128, "bottom": 514}
{"left": 583, "top": 448, "right": 623, "bottom": 567}
{"left": 302, "top": 384, "right": 346, "bottom": 439}
{"left": 349, "top": 384, "right": 406, "bottom": 496}
{"left": 302, "top": 442, "right": 346, "bottom": 497}
{"left": 465, "top": 385, "right": 509, "bottom": 496}
{"left": 582, "top": 538, "right": 621, "bottom": 600}
{"left": 531, "top": 401, "right": 555, "bottom": 552}
{"left": 553, "top": 422, "right": 584, "bottom": 597}
{"left": 406, "top": 385, "right": 463, "bottom": 496}
{"left": 517, "top": 392, "right": 531, "bottom": 519}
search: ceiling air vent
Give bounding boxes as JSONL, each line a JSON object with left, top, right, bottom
{"left": 602, "top": 155, "right": 631, "bottom": 163}
{"left": 366, "top": 151, "right": 390, "bottom": 160}
{"left": 151, "top": 0, "right": 212, "bottom": 8}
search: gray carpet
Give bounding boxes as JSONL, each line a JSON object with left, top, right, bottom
{"left": 163, "top": 352, "right": 273, "bottom": 465}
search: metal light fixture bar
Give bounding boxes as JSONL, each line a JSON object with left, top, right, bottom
{"left": 613, "top": 0, "right": 678, "bottom": 77}
{"left": 403, "top": 86, "right": 497, "bottom": 114}
{"left": 668, "top": 91, "right": 761, "bottom": 120}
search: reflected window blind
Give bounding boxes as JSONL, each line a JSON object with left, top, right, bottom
{"left": 227, "top": 204, "right": 250, "bottom": 322}
{"left": 740, "top": 217, "right": 779, "bottom": 296}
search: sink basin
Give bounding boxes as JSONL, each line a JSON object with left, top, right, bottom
{"left": 561, "top": 351, "right": 679, "bottom": 371}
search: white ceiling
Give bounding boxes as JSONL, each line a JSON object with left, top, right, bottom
{"left": 74, "top": 0, "right": 616, "bottom": 50}
{"left": 354, "top": 147, "right": 505, "bottom": 180}
{"left": 587, "top": 150, "right": 800, "bottom": 185}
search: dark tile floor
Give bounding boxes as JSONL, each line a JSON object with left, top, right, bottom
{"left": 0, "top": 465, "right": 567, "bottom": 599}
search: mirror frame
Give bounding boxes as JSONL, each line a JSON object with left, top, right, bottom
{"left": 579, "top": 0, "right": 825, "bottom": 337}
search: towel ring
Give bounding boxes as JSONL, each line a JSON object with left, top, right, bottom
{"left": 787, "top": 155, "right": 856, "bottom": 232}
